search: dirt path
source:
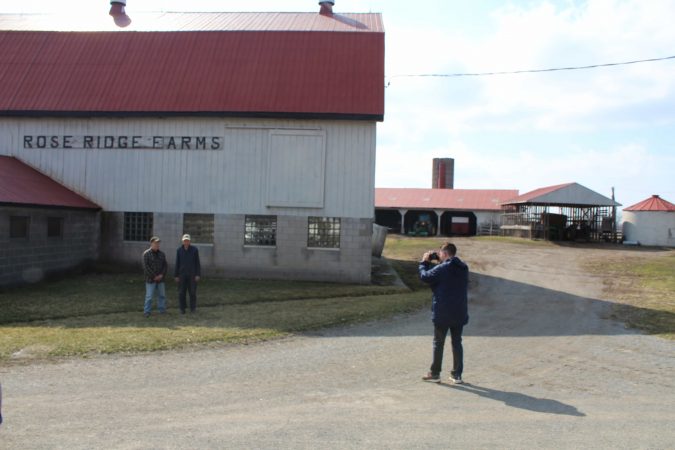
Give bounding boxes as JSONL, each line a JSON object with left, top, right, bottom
{"left": 1, "top": 239, "right": 674, "bottom": 449}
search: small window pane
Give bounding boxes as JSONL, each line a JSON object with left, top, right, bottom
{"left": 245, "top": 215, "right": 277, "bottom": 246}
{"left": 10, "top": 216, "right": 29, "bottom": 239}
{"left": 308, "top": 217, "right": 340, "bottom": 249}
{"left": 47, "top": 217, "right": 64, "bottom": 238}
{"left": 183, "top": 213, "right": 214, "bottom": 244}
{"left": 124, "top": 212, "right": 153, "bottom": 242}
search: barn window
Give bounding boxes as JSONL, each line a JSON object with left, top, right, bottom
{"left": 123, "top": 212, "right": 153, "bottom": 242}
{"left": 244, "top": 215, "right": 277, "bottom": 246}
{"left": 47, "top": 217, "right": 64, "bottom": 238}
{"left": 308, "top": 217, "right": 340, "bottom": 249}
{"left": 9, "top": 216, "right": 30, "bottom": 239}
{"left": 183, "top": 214, "right": 214, "bottom": 244}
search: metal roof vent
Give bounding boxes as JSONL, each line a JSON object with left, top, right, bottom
{"left": 319, "top": 0, "right": 335, "bottom": 15}
{"left": 109, "top": 0, "right": 131, "bottom": 27}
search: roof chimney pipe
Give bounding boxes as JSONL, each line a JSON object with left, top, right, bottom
{"left": 319, "top": 0, "right": 335, "bottom": 15}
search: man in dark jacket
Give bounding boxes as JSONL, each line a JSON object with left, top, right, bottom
{"left": 174, "top": 234, "right": 201, "bottom": 314}
{"left": 419, "top": 242, "right": 469, "bottom": 384}
{"left": 142, "top": 236, "right": 168, "bottom": 317}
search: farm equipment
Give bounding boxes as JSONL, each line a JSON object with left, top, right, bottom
{"left": 408, "top": 214, "right": 436, "bottom": 236}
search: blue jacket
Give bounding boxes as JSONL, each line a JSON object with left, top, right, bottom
{"left": 174, "top": 245, "right": 201, "bottom": 277}
{"left": 419, "top": 256, "right": 469, "bottom": 327}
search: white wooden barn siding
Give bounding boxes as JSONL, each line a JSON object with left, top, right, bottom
{"left": 0, "top": 118, "right": 376, "bottom": 218}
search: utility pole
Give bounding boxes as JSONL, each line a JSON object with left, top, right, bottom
{"left": 611, "top": 187, "right": 617, "bottom": 242}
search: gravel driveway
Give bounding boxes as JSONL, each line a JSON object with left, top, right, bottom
{"left": 1, "top": 240, "right": 674, "bottom": 449}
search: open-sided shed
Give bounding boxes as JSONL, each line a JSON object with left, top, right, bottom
{"left": 500, "top": 182, "right": 621, "bottom": 241}
{"left": 375, "top": 188, "right": 518, "bottom": 236}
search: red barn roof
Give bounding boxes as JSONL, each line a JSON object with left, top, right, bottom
{"left": 375, "top": 188, "right": 519, "bottom": 211}
{"left": 0, "top": 156, "right": 100, "bottom": 210}
{"left": 624, "top": 195, "right": 675, "bottom": 212}
{"left": 0, "top": 12, "right": 384, "bottom": 120}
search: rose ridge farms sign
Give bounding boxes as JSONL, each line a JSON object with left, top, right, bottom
{"left": 23, "top": 135, "right": 223, "bottom": 150}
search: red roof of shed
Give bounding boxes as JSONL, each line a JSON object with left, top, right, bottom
{"left": 0, "top": 156, "right": 100, "bottom": 210}
{"left": 0, "top": 13, "right": 384, "bottom": 120}
{"left": 375, "top": 188, "right": 520, "bottom": 211}
{"left": 624, "top": 195, "right": 675, "bottom": 212}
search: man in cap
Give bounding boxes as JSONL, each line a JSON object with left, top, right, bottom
{"left": 142, "top": 236, "right": 168, "bottom": 317}
{"left": 174, "top": 234, "right": 201, "bottom": 314}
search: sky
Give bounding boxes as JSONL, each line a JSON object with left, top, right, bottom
{"left": 5, "top": 0, "right": 675, "bottom": 209}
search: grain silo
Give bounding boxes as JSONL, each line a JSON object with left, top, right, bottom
{"left": 623, "top": 195, "right": 675, "bottom": 247}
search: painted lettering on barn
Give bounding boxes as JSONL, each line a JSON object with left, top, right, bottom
{"left": 22, "top": 135, "right": 222, "bottom": 150}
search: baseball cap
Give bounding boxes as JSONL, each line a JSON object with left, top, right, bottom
{"left": 150, "top": 236, "right": 161, "bottom": 243}
{"left": 181, "top": 234, "right": 191, "bottom": 241}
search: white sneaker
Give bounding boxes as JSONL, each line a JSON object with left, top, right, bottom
{"left": 450, "top": 375, "right": 464, "bottom": 384}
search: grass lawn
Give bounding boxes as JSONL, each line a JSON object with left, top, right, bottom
{"left": 0, "top": 263, "right": 424, "bottom": 362}
{"left": 594, "top": 252, "right": 675, "bottom": 339}
{"left": 4, "top": 235, "right": 672, "bottom": 362}
{"left": 0, "top": 275, "right": 406, "bottom": 325}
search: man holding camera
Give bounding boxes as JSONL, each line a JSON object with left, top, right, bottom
{"left": 419, "top": 242, "right": 469, "bottom": 384}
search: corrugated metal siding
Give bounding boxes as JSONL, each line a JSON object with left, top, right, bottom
{"left": 505, "top": 183, "right": 619, "bottom": 207}
{"left": 0, "top": 13, "right": 384, "bottom": 118}
{"left": 375, "top": 188, "right": 519, "bottom": 211}
{"left": 504, "top": 183, "right": 573, "bottom": 204}
{"left": 0, "top": 12, "right": 384, "bottom": 33}
{"left": 5, "top": 117, "right": 375, "bottom": 218}
{"left": 623, "top": 210, "right": 675, "bottom": 246}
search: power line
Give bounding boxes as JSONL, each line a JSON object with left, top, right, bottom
{"left": 387, "top": 55, "right": 675, "bottom": 79}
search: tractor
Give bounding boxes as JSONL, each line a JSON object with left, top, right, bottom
{"left": 408, "top": 213, "right": 436, "bottom": 237}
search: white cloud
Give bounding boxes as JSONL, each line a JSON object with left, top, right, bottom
{"left": 5, "top": 0, "right": 672, "bottom": 205}
{"left": 376, "top": 137, "right": 675, "bottom": 209}
{"left": 386, "top": 0, "right": 675, "bottom": 133}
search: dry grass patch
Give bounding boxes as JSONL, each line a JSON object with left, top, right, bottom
{"left": 0, "top": 293, "right": 428, "bottom": 361}
{"left": 589, "top": 251, "right": 675, "bottom": 339}
{"left": 0, "top": 274, "right": 406, "bottom": 325}
{"left": 0, "top": 265, "right": 422, "bottom": 363}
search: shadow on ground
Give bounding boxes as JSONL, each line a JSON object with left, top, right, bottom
{"left": 319, "top": 266, "right": 675, "bottom": 338}
{"left": 5, "top": 270, "right": 673, "bottom": 341}
{"left": 439, "top": 383, "right": 585, "bottom": 416}
{"left": 3, "top": 260, "right": 673, "bottom": 341}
